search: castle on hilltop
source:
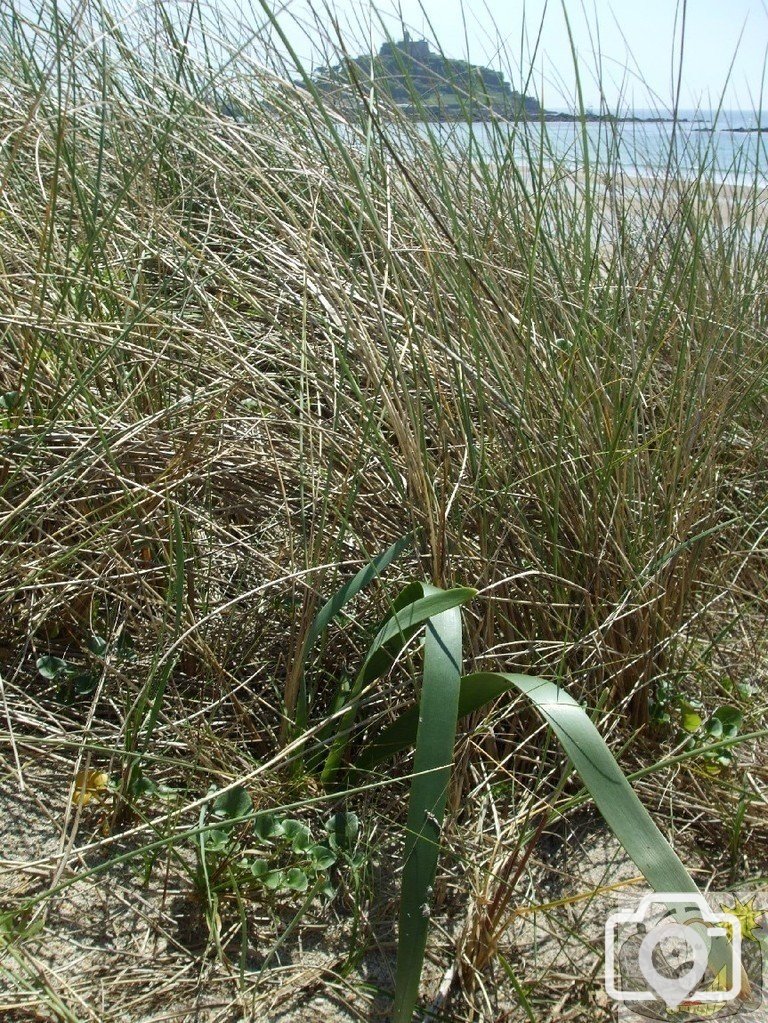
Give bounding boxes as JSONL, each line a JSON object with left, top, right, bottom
{"left": 379, "top": 31, "right": 432, "bottom": 62}
{"left": 310, "top": 33, "right": 542, "bottom": 122}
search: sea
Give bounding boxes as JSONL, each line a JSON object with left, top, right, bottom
{"left": 417, "top": 109, "right": 768, "bottom": 186}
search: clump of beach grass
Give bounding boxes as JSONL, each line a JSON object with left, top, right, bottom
{"left": 1, "top": 0, "right": 767, "bottom": 1019}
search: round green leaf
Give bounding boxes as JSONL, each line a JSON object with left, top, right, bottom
{"left": 87, "top": 635, "right": 108, "bottom": 657}
{"left": 203, "top": 829, "right": 230, "bottom": 853}
{"left": 253, "top": 813, "right": 284, "bottom": 841}
{"left": 326, "top": 812, "right": 359, "bottom": 852}
{"left": 37, "top": 655, "right": 68, "bottom": 679}
{"left": 250, "top": 858, "right": 270, "bottom": 879}
{"left": 0, "top": 391, "right": 20, "bottom": 411}
{"left": 712, "top": 706, "right": 743, "bottom": 737}
{"left": 680, "top": 702, "right": 703, "bottom": 733}
{"left": 212, "top": 785, "right": 252, "bottom": 821}
{"left": 282, "top": 819, "right": 311, "bottom": 851}
{"left": 72, "top": 671, "right": 99, "bottom": 696}
{"left": 285, "top": 867, "right": 309, "bottom": 892}
{"left": 263, "top": 869, "right": 285, "bottom": 891}
{"left": 308, "top": 844, "right": 336, "bottom": 869}
{"left": 706, "top": 717, "right": 724, "bottom": 739}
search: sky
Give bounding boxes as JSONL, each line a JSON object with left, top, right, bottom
{"left": 257, "top": 0, "right": 768, "bottom": 112}
{"left": 11, "top": 0, "right": 767, "bottom": 113}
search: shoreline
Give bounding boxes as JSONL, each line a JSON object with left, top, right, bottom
{"left": 399, "top": 109, "right": 688, "bottom": 125}
{"left": 527, "top": 164, "right": 768, "bottom": 231}
{"left": 407, "top": 121, "right": 768, "bottom": 192}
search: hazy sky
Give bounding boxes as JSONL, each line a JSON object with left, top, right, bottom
{"left": 269, "top": 0, "right": 768, "bottom": 111}
{"left": 13, "top": 0, "right": 767, "bottom": 112}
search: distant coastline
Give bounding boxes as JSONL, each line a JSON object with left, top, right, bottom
{"left": 308, "top": 34, "right": 682, "bottom": 125}
{"left": 404, "top": 109, "right": 685, "bottom": 125}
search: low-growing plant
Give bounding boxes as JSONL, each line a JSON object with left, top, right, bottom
{"left": 683, "top": 705, "right": 745, "bottom": 774}
{"left": 651, "top": 678, "right": 748, "bottom": 773}
{"left": 295, "top": 550, "right": 751, "bottom": 1022}
{"left": 194, "top": 785, "right": 360, "bottom": 904}
{"left": 36, "top": 630, "right": 135, "bottom": 704}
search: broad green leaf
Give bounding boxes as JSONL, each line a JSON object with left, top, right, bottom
{"left": 362, "top": 588, "right": 476, "bottom": 683}
{"left": 263, "top": 869, "right": 285, "bottom": 891}
{"left": 253, "top": 813, "right": 284, "bottom": 841}
{"left": 302, "top": 536, "right": 413, "bottom": 667}
{"left": 212, "top": 785, "right": 252, "bottom": 822}
{"left": 706, "top": 717, "right": 724, "bottom": 739}
{"left": 282, "top": 819, "right": 311, "bottom": 851}
{"left": 320, "top": 586, "right": 476, "bottom": 787}
{"left": 358, "top": 669, "right": 520, "bottom": 772}
{"left": 116, "top": 632, "right": 136, "bottom": 661}
{"left": 326, "top": 811, "right": 359, "bottom": 852}
{"left": 389, "top": 670, "right": 742, "bottom": 1020}
{"left": 392, "top": 595, "right": 463, "bottom": 1023}
{"left": 304, "top": 582, "right": 424, "bottom": 774}
{"left": 285, "top": 867, "right": 309, "bottom": 892}
{"left": 0, "top": 391, "right": 20, "bottom": 411}
{"left": 308, "top": 844, "right": 336, "bottom": 869}
{"left": 37, "top": 655, "right": 68, "bottom": 679}
{"left": 250, "top": 858, "right": 269, "bottom": 879}
{"left": 464, "top": 672, "right": 699, "bottom": 895}
{"left": 128, "top": 771, "right": 159, "bottom": 798}
{"left": 203, "top": 828, "right": 230, "bottom": 853}
{"left": 712, "top": 706, "right": 743, "bottom": 736}
{"left": 72, "top": 671, "right": 99, "bottom": 696}
{"left": 357, "top": 581, "right": 426, "bottom": 687}
{"left": 680, "top": 701, "right": 703, "bottom": 733}
{"left": 87, "top": 635, "right": 108, "bottom": 657}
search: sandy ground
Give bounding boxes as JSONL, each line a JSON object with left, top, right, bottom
{"left": 0, "top": 749, "right": 642, "bottom": 1023}
{"left": 505, "top": 160, "right": 768, "bottom": 234}
{"left": 3, "top": 644, "right": 768, "bottom": 1023}
{"left": 3, "top": 729, "right": 767, "bottom": 1022}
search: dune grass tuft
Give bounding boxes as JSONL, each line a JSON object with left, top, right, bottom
{"left": 1, "top": 1, "right": 768, "bottom": 1019}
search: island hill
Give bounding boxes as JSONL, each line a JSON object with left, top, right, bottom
{"left": 310, "top": 34, "right": 677, "bottom": 124}
{"left": 311, "top": 33, "right": 538, "bottom": 122}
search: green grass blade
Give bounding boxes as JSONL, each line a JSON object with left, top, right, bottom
{"left": 358, "top": 670, "right": 522, "bottom": 772}
{"left": 497, "top": 951, "right": 537, "bottom": 1022}
{"left": 319, "top": 587, "right": 476, "bottom": 787}
{"left": 291, "top": 534, "right": 412, "bottom": 730}
{"left": 464, "top": 672, "right": 698, "bottom": 895}
{"left": 392, "top": 603, "right": 463, "bottom": 1023}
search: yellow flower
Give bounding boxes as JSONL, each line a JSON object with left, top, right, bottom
{"left": 723, "top": 895, "right": 767, "bottom": 943}
{"left": 72, "top": 769, "right": 110, "bottom": 806}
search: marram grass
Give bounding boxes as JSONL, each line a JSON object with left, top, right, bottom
{"left": 1, "top": 0, "right": 767, "bottom": 1019}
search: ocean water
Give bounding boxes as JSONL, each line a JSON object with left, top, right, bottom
{"left": 418, "top": 110, "right": 768, "bottom": 185}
